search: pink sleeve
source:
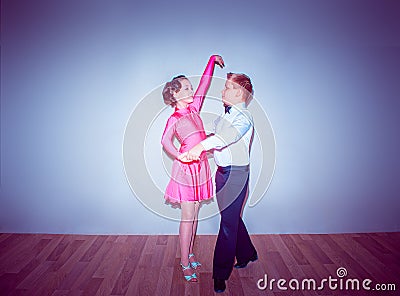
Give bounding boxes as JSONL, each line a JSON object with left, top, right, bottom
{"left": 190, "top": 55, "right": 217, "bottom": 112}
{"left": 161, "top": 116, "right": 179, "bottom": 159}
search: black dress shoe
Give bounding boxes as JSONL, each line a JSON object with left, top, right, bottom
{"left": 234, "top": 252, "right": 258, "bottom": 269}
{"left": 214, "top": 279, "right": 226, "bottom": 293}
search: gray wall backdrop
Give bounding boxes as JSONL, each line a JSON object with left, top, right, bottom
{"left": 1, "top": 0, "right": 399, "bottom": 234}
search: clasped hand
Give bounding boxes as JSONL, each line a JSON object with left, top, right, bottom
{"left": 177, "top": 143, "right": 205, "bottom": 163}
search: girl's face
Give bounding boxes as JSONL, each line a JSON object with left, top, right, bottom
{"left": 173, "top": 78, "right": 194, "bottom": 104}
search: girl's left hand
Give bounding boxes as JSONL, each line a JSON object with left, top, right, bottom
{"left": 178, "top": 152, "right": 191, "bottom": 163}
{"left": 214, "top": 55, "right": 225, "bottom": 68}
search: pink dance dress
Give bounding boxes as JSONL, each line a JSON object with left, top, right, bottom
{"left": 161, "top": 56, "right": 217, "bottom": 203}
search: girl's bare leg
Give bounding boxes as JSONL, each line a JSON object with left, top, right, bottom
{"left": 189, "top": 202, "right": 200, "bottom": 264}
{"left": 179, "top": 202, "right": 196, "bottom": 278}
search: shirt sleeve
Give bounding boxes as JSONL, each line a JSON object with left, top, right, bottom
{"left": 161, "top": 116, "right": 179, "bottom": 159}
{"left": 201, "top": 113, "right": 253, "bottom": 151}
{"left": 190, "top": 55, "right": 216, "bottom": 113}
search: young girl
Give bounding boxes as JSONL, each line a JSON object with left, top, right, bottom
{"left": 161, "top": 55, "right": 224, "bottom": 282}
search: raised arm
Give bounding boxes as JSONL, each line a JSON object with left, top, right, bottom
{"left": 191, "top": 55, "right": 224, "bottom": 112}
{"left": 161, "top": 116, "right": 179, "bottom": 159}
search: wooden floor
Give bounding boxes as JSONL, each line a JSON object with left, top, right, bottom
{"left": 0, "top": 233, "right": 399, "bottom": 296}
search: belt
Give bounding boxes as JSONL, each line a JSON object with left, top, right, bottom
{"left": 217, "top": 165, "right": 249, "bottom": 173}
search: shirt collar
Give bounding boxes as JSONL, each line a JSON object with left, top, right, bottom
{"left": 225, "top": 102, "right": 246, "bottom": 114}
{"left": 234, "top": 102, "right": 246, "bottom": 109}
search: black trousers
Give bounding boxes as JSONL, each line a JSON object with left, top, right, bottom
{"left": 212, "top": 165, "right": 257, "bottom": 280}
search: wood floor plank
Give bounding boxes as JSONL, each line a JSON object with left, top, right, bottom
{"left": 291, "top": 237, "right": 334, "bottom": 291}
{"left": 315, "top": 234, "right": 372, "bottom": 279}
{"left": 270, "top": 235, "right": 308, "bottom": 279}
{"left": 0, "top": 233, "right": 13, "bottom": 244}
{"left": 57, "top": 261, "right": 89, "bottom": 290}
{"left": 125, "top": 261, "right": 151, "bottom": 295}
{"left": 156, "top": 235, "right": 168, "bottom": 246}
{"left": 69, "top": 237, "right": 114, "bottom": 291}
{"left": 183, "top": 280, "right": 200, "bottom": 296}
{"left": 0, "top": 237, "right": 50, "bottom": 274}
{"left": 94, "top": 242, "right": 132, "bottom": 296}
{"left": 335, "top": 234, "right": 392, "bottom": 282}
{"left": 114, "top": 235, "right": 128, "bottom": 244}
{"left": 154, "top": 266, "right": 174, "bottom": 296}
{"left": 0, "top": 234, "right": 27, "bottom": 258}
{"left": 3, "top": 257, "right": 43, "bottom": 292}
{"left": 47, "top": 235, "right": 73, "bottom": 262}
{"left": 0, "top": 272, "right": 19, "bottom": 295}
{"left": 15, "top": 260, "right": 53, "bottom": 290}
{"left": 79, "top": 236, "right": 108, "bottom": 263}
{"left": 226, "top": 270, "right": 245, "bottom": 296}
{"left": 142, "top": 235, "right": 157, "bottom": 256}
{"left": 366, "top": 233, "right": 400, "bottom": 259}
{"left": 194, "top": 235, "right": 215, "bottom": 273}
{"left": 35, "top": 235, "right": 65, "bottom": 262}
{"left": 168, "top": 257, "right": 186, "bottom": 296}
{"left": 81, "top": 277, "right": 103, "bottom": 296}
{"left": 0, "top": 234, "right": 40, "bottom": 273}
{"left": 281, "top": 235, "right": 310, "bottom": 266}
{"left": 238, "top": 275, "right": 265, "bottom": 296}
{"left": 305, "top": 239, "right": 333, "bottom": 265}
{"left": 150, "top": 245, "right": 166, "bottom": 268}
{"left": 51, "top": 239, "right": 86, "bottom": 272}
{"left": 50, "top": 290, "right": 71, "bottom": 296}
{"left": 110, "top": 236, "right": 147, "bottom": 295}
{"left": 263, "top": 233, "right": 279, "bottom": 252}
{"left": 199, "top": 271, "right": 213, "bottom": 296}
{"left": 161, "top": 235, "right": 178, "bottom": 268}
{"left": 0, "top": 232, "right": 398, "bottom": 295}
{"left": 34, "top": 238, "right": 97, "bottom": 296}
